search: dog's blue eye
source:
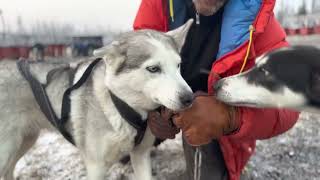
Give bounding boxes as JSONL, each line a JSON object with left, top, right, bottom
{"left": 146, "top": 66, "right": 161, "bottom": 73}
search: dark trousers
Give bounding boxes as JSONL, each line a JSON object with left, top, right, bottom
{"left": 182, "top": 139, "right": 229, "bottom": 180}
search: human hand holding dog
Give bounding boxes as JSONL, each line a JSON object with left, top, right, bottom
{"left": 173, "top": 92, "right": 240, "bottom": 146}
{"left": 148, "top": 107, "right": 180, "bottom": 140}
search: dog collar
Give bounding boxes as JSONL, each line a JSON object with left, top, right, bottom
{"left": 109, "top": 90, "right": 147, "bottom": 146}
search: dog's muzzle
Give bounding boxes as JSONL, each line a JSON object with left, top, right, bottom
{"left": 179, "top": 92, "right": 194, "bottom": 108}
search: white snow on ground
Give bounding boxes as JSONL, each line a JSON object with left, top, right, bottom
{"left": 14, "top": 132, "right": 186, "bottom": 180}
{"left": 13, "top": 113, "right": 320, "bottom": 180}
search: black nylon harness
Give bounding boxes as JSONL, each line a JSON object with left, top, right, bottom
{"left": 17, "top": 58, "right": 147, "bottom": 146}
{"left": 109, "top": 91, "right": 147, "bottom": 145}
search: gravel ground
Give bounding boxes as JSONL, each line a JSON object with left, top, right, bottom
{"left": 11, "top": 35, "right": 320, "bottom": 180}
{"left": 246, "top": 113, "right": 320, "bottom": 180}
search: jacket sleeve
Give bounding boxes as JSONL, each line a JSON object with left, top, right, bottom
{"left": 228, "top": 107, "right": 299, "bottom": 141}
{"left": 133, "top": 0, "right": 167, "bottom": 31}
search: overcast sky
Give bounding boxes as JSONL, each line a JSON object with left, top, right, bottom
{"left": 0, "top": 0, "right": 315, "bottom": 33}
{"left": 0, "top": 0, "right": 141, "bottom": 32}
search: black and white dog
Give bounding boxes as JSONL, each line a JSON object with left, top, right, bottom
{"left": 215, "top": 46, "right": 320, "bottom": 113}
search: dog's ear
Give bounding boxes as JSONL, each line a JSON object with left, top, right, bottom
{"left": 166, "top": 19, "right": 193, "bottom": 52}
{"left": 93, "top": 41, "right": 126, "bottom": 71}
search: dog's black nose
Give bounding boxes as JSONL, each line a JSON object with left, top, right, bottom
{"left": 179, "top": 92, "right": 194, "bottom": 107}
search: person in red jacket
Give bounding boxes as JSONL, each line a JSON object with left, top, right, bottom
{"left": 134, "top": 0, "right": 300, "bottom": 179}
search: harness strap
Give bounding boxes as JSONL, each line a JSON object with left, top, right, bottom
{"left": 17, "top": 58, "right": 147, "bottom": 146}
{"left": 17, "top": 60, "right": 75, "bottom": 144}
{"left": 109, "top": 91, "right": 147, "bottom": 146}
{"left": 60, "top": 58, "right": 102, "bottom": 127}
{"left": 59, "top": 58, "right": 103, "bottom": 144}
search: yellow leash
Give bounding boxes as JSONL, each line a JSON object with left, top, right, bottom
{"left": 239, "top": 25, "right": 255, "bottom": 73}
{"left": 169, "top": 0, "right": 175, "bottom": 22}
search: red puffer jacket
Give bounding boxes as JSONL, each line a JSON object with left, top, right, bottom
{"left": 134, "top": 0, "right": 299, "bottom": 179}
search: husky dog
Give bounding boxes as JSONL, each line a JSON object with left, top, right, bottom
{"left": 0, "top": 20, "right": 194, "bottom": 180}
{"left": 215, "top": 46, "right": 320, "bottom": 113}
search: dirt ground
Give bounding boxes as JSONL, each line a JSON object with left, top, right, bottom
{"left": 12, "top": 35, "right": 320, "bottom": 180}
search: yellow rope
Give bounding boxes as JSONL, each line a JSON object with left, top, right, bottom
{"left": 169, "top": 0, "right": 174, "bottom": 22}
{"left": 239, "top": 25, "right": 255, "bottom": 73}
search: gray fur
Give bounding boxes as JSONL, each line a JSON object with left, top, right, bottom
{"left": 109, "top": 30, "right": 179, "bottom": 75}
{"left": 93, "top": 19, "right": 193, "bottom": 75}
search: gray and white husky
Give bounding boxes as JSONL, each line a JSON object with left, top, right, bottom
{"left": 0, "top": 20, "right": 194, "bottom": 180}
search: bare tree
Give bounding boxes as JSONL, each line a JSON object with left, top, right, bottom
{"left": 29, "top": 20, "right": 75, "bottom": 44}
{"left": 0, "top": 9, "right": 5, "bottom": 40}
{"left": 298, "top": 1, "right": 307, "bottom": 15}
{"left": 311, "top": 0, "right": 320, "bottom": 13}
